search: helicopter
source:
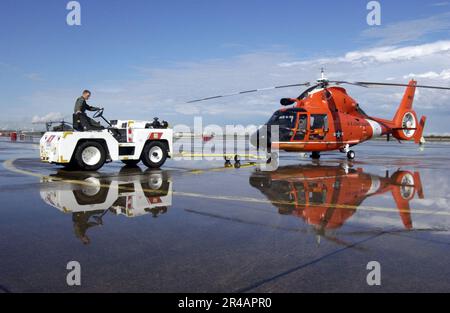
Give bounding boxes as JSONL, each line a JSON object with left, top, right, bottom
{"left": 188, "top": 70, "right": 450, "bottom": 160}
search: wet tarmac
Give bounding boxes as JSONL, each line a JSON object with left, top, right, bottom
{"left": 0, "top": 138, "right": 449, "bottom": 293}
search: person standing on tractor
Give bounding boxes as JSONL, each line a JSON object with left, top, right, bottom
{"left": 73, "top": 90, "right": 103, "bottom": 131}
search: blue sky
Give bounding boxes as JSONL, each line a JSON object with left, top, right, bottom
{"left": 1, "top": 0, "right": 450, "bottom": 132}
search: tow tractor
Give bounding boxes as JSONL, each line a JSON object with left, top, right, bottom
{"left": 40, "top": 109, "right": 173, "bottom": 171}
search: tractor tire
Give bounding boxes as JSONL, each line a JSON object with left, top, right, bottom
{"left": 73, "top": 141, "right": 106, "bottom": 171}
{"left": 142, "top": 141, "right": 168, "bottom": 169}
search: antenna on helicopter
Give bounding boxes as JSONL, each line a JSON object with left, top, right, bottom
{"left": 317, "top": 67, "right": 330, "bottom": 87}
{"left": 320, "top": 67, "right": 326, "bottom": 81}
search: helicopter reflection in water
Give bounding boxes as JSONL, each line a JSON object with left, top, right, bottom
{"left": 40, "top": 167, "right": 172, "bottom": 244}
{"left": 249, "top": 163, "right": 425, "bottom": 240}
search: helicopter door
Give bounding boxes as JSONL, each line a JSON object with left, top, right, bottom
{"left": 309, "top": 114, "right": 329, "bottom": 140}
{"left": 293, "top": 113, "right": 307, "bottom": 140}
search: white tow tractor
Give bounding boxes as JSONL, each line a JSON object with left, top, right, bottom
{"left": 40, "top": 109, "right": 173, "bottom": 171}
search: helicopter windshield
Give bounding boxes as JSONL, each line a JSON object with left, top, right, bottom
{"left": 268, "top": 112, "right": 296, "bottom": 129}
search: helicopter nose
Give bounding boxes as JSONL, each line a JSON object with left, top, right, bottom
{"left": 250, "top": 130, "right": 260, "bottom": 149}
{"left": 250, "top": 126, "right": 270, "bottom": 150}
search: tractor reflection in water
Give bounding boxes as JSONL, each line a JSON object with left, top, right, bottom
{"left": 40, "top": 167, "right": 172, "bottom": 244}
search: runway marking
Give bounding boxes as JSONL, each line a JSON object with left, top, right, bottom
{"left": 3, "top": 158, "right": 450, "bottom": 217}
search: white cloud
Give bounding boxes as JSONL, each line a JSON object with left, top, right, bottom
{"left": 360, "top": 12, "right": 450, "bottom": 45}
{"left": 431, "top": 2, "right": 450, "bottom": 7}
{"left": 24, "top": 73, "right": 43, "bottom": 82}
{"left": 344, "top": 41, "right": 450, "bottom": 63}
{"left": 10, "top": 39, "right": 450, "bottom": 133}
{"left": 404, "top": 69, "right": 450, "bottom": 80}
{"left": 0, "top": 64, "right": 44, "bottom": 82}
{"left": 31, "top": 112, "right": 64, "bottom": 123}
{"left": 281, "top": 41, "right": 450, "bottom": 66}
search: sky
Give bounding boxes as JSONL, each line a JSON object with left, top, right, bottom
{"left": 1, "top": 0, "right": 450, "bottom": 133}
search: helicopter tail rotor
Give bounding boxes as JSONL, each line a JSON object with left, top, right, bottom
{"left": 387, "top": 80, "right": 427, "bottom": 143}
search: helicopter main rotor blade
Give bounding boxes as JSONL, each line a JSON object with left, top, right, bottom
{"left": 340, "top": 81, "right": 450, "bottom": 90}
{"left": 187, "top": 82, "right": 311, "bottom": 103}
{"left": 329, "top": 80, "right": 369, "bottom": 88}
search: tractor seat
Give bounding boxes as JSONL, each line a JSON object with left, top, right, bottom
{"left": 73, "top": 113, "right": 105, "bottom": 132}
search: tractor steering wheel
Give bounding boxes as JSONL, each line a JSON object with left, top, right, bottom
{"left": 93, "top": 108, "right": 104, "bottom": 119}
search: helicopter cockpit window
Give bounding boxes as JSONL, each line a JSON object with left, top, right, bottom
{"left": 267, "top": 112, "right": 296, "bottom": 141}
{"left": 294, "top": 114, "right": 307, "bottom": 140}
{"left": 310, "top": 114, "right": 328, "bottom": 130}
{"left": 268, "top": 112, "right": 296, "bottom": 129}
{"left": 309, "top": 114, "right": 328, "bottom": 140}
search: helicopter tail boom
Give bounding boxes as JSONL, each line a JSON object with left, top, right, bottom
{"left": 391, "top": 80, "right": 426, "bottom": 143}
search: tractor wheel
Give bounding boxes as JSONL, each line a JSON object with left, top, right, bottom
{"left": 142, "top": 141, "right": 168, "bottom": 169}
{"left": 74, "top": 141, "right": 106, "bottom": 171}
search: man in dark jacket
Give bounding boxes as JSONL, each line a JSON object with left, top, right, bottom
{"left": 73, "top": 90, "right": 103, "bottom": 131}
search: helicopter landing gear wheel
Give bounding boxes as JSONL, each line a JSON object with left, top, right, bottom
{"left": 347, "top": 150, "right": 356, "bottom": 160}
{"left": 233, "top": 155, "right": 241, "bottom": 168}
{"left": 311, "top": 151, "right": 321, "bottom": 160}
{"left": 224, "top": 156, "right": 233, "bottom": 168}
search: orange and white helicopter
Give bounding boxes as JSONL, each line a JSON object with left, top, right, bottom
{"left": 189, "top": 70, "right": 450, "bottom": 160}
